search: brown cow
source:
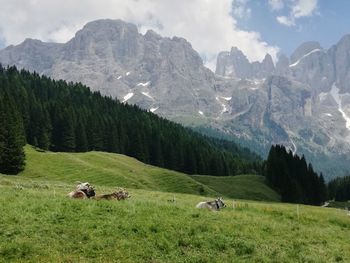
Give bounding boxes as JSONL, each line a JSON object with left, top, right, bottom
{"left": 94, "top": 188, "right": 130, "bottom": 201}
{"left": 68, "top": 182, "right": 95, "bottom": 199}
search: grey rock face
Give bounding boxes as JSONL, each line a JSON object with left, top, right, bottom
{"left": 333, "top": 35, "right": 350, "bottom": 93}
{"left": 212, "top": 35, "right": 350, "bottom": 177}
{"left": 275, "top": 54, "right": 289, "bottom": 76}
{"left": 290, "top": 41, "right": 322, "bottom": 64}
{"left": 215, "top": 47, "right": 252, "bottom": 78}
{"left": 215, "top": 47, "right": 274, "bottom": 79}
{"left": 0, "top": 19, "right": 221, "bottom": 118}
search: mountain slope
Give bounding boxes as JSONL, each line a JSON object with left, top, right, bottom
{"left": 0, "top": 66, "right": 261, "bottom": 177}
{"left": 14, "top": 146, "right": 278, "bottom": 202}
{"left": 213, "top": 37, "right": 350, "bottom": 178}
{"left": 190, "top": 174, "right": 280, "bottom": 202}
{"left": 20, "top": 146, "right": 216, "bottom": 196}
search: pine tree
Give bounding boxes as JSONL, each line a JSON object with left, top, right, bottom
{"left": 75, "top": 120, "right": 88, "bottom": 152}
{"left": 0, "top": 95, "right": 25, "bottom": 174}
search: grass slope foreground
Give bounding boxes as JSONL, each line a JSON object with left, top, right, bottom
{"left": 1, "top": 147, "right": 349, "bottom": 262}
{"left": 19, "top": 146, "right": 278, "bottom": 201}
{"left": 0, "top": 177, "right": 350, "bottom": 262}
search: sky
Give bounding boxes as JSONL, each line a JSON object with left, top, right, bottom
{"left": 0, "top": 0, "right": 349, "bottom": 70}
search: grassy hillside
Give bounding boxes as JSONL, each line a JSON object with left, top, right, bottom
{"left": 191, "top": 174, "right": 280, "bottom": 202}
{"left": 19, "top": 146, "right": 278, "bottom": 201}
{"left": 0, "top": 176, "right": 349, "bottom": 262}
{"left": 20, "top": 146, "right": 217, "bottom": 196}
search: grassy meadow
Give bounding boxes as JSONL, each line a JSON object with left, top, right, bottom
{"left": 190, "top": 174, "right": 280, "bottom": 202}
{"left": 20, "top": 146, "right": 217, "bottom": 197}
{"left": 0, "top": 146, "right": 349, "bottom": 262}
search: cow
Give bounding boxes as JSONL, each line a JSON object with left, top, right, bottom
{"left": 93, "top": 188, "right": 130, "bottom": 201}
{"left": 68, "top": 182, "right": 95, "bottom": 199}
{"left": 196, "top": 197, "right": 227, "bottom": 211}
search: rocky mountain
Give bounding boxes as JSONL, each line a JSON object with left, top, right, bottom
{"left": 0, "top": 19, "right": 221, "bottom": 119}
{"left": 214, "top": 36, "right": 350, "bottom": 177}
{"left": 215, "top": 47, "right": 274, "bottom": 79}
{"left": 1, "top": 19, "right": 350, "bottom": 178}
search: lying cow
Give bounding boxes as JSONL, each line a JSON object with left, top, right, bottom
{"left": 94, "top": 188, "right": 130, "bottom": 201}
{"left": 68, "top": 182, "right": 96, "bottom": 199}
{"left": 196, "top": 197, "right": 227, "bottom": 211}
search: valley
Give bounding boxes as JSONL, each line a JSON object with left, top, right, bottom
{"left": 2, "top": 19, "right": 350, "bottom": 178}
{"left": 1, "top": 2, "right": 350, "bottom": 262}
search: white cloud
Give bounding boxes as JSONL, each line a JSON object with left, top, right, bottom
{"left": 268, "top": 0, "right": 284, "bottom": 11}
{"left": 276, "top": 16, "right": 295, "bottom": 27}
{"left": 232, "top": 0, "right": 252, "bottom": 19}
{"left": 292, "top": 0, "right": 318, "bottom": 18}
{"left": 274, "top": 0, "right": 318, "bottom": 27}
{"left": 0, "top": 0, "right": 279, "bottom": 70}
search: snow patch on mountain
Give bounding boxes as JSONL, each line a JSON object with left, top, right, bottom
{"left": 141, "top": 91, "right": 154, "bottom": 100}
{"left": 247, "top": 78, "right": 265, "bottom": 85}
{"left": 150, "top": 107, "right": 159, "bottom": 113}
{"left": 319, "top": 92, "right": 328, "bottom": 102}
{"left": 289, "top": 49, "right": 321, "bottom": 68}
{"left": 137, "top": 81, "right": 150, "bottom": 87}
{"left": 216, "top": 96, "right": 228, "bottom": 114}
{"left": 198, "top": 110, "right": 204, "bottom": 115}
{"left": 330, "top": 84, "right": 350, "bottom": 131}
{"left": 122, "top": 92, "right": 134, "bottom": 103}
{"left": 117, "top": 75, "right": 122, "bottom": 80}
{"left": 126, "top": 71, "right": 131, "bottom": 76}
{"left": 290, "top": 139, "right": 297, "bottom": 155}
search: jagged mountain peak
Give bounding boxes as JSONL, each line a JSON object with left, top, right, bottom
{"left": 80, "top": 19, "right": 138, "bottom": 33}
{"left": 216, "top": 46, "right": 274, "bottom": 79}
{"left": 144, "top": 29, "right": 162, "bottom": 41}
{"left": 71, "top": 19, "right": 140, "bottom": 44}
{"left": 336, "top": 34, "right": 350, "bottom": 46}
{"left": 290, "top": 41, "right": 322, "bottom": 64}
{"left": 262, "top": 54, "right": 274, "bottom": 70}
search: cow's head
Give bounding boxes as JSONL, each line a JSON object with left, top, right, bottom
{"left": 76, "top": 182, "right": 95, "bottom": 198}
{"left": 216, "top": 197, "right": 226, "bottom": 209}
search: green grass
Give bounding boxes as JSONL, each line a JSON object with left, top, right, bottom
{"left": 0, "top": 177, "right": 349, "bottom": 262}
{"left": 1, "top": 147, "right": 349, "bottom": 262}
{"left": 190, "top": 174, "right": 281, "bottom": 202}
{"left": 19, "top": 146, "right": 279, "bottom": 201}
{"left": 20, "top": 146, "right": 216, "bottom": 197}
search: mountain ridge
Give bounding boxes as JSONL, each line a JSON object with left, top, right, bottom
{"left": 1, "top": 19, "right": 350, "bottom": 178}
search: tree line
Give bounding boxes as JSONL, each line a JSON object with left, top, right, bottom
{"left": 328, "top": 175, "right": 350, "bottom": 201}
{"left": 0, "top": 65, "right": 261, "bottom": 175}
{"left": 263, "top": 145, "right": 327, "bottom": 205}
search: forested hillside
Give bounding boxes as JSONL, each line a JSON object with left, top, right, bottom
{"left": 328, "top": 175, "right": 350, "bottom": 201}
{"left": 0, "top": 65, "right": 261, "bottom": 176}
{"left": 263, "top": 145, "right": 327, "bottom": 205}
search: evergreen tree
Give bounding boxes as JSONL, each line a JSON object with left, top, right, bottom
{"left": 0, "top": 66, "right": 262, "bottom": 177}
{"left": 75, "top": 120, "right": 88, "bottom": 152}
{"left": 0, "top": 95, "right": 25, "bottom": 174}
{"left": 264, "top": 145, "right": 327, "bottom": 205}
